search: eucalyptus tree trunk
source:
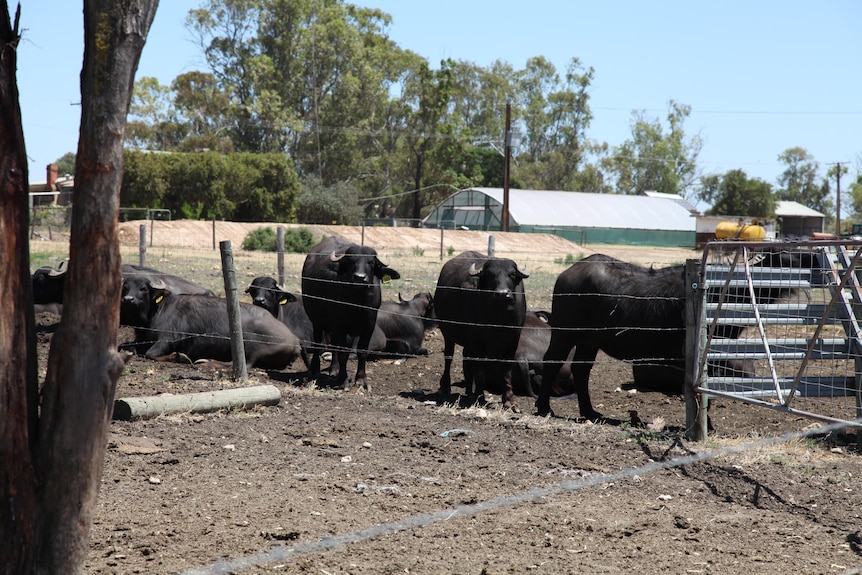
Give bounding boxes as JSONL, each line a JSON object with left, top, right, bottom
{"left": 2, "top": 2, "right": 158, "bottom": 574}
{"left": 0, "top": 4, "right": 40, "bottom": 572}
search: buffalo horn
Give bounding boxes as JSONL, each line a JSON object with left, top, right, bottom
{"left": 330, "top": 250, "right": 346, "bottom": 262}
{"left": 468, "top": 263, "right": 483, "bottom": 276}
{"left": 48, "top": 267, "right": 67, "bottom": 277}
{"left": 148, "top": 278, "right": 167, "bottom": 290}
{"left": 519, "top": 264, "right": 530, "bottom": 277}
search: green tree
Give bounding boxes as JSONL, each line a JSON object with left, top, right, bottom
{"left": 171, "top": 71, "right": 234, "bottom": 153}
{"left": 514, "top": 56, "right": 595, "bottom": 191}
{"left": 127, "top": 76, "right": 187, "bottom": 150}
{"left": 296, "top": 174, "right": 364, "bottom": 224}
{"left": 399, "top": 59, "right": 458, "bottom": 220}
{"left": 121, "top": 151, "right": 299, "bottom": 221}
{"left": 602, "top": 100, "right": 703, "bottom": 199}
{"left": 848, "top": 164, "right": 862, "bottom": 220}
{"left": 700, "top": 169, "right": 776, "bottom": 217}
{"left": 775, "top": 147, "right": 832, "bottom": 214}
{"left": 53, "top": 152, "right": 76, "bottom": 176}
{"left": 187, "top": 0, "right": 412, "bottom": 185}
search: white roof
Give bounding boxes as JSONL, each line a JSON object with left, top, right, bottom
{"left": 775, "top": 200, "right": 825, "bottom": 218}
{"left": 471, "top": 188, "right": 696, "bottom": 231}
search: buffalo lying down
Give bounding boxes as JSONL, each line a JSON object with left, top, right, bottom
{"left": 511, "top": 310, "right": 575, "bottom": 398}
{"left": 121, "top": 278, "right": 300, "bottom": 369}
{"left": 537, "top": 254, "right": 764, "bottom": 420}
{"left": 376, "top": 292, "right": 436, "bottom": 357}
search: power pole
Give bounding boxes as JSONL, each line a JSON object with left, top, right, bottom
{"left": 829, "top": 162, "right": 843, "bottom": 236}
{"left": 502, "top": 102, "right": 511, "bottom": 233}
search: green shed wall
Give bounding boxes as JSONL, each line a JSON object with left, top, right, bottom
{"left": 518, "top": 226, "right": 695, "bottom": 247}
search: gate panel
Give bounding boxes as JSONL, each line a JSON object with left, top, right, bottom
{"left": 689, "top": 240, "right": 862, "bottom": 436}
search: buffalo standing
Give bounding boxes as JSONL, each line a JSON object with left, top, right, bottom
{"left": 537, "top": 254, "right": 770, "bottom": 420}
{"left": 434, "top": 251, "right": 529, "bottom": 408}
{"left": 300, "top": 237, "right": 400, "bottom": 391}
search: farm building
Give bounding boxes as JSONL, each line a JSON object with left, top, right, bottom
{"left": 421, "top": 187, "right": 696, "bottom": 247}
{"left": 695, "top": 201, "right": 826, "bottom": 246}
{"left": 775, "top": 201, "right": 826, "bottom": 238}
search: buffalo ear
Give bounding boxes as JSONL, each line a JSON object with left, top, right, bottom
{"left": 277, "top": 291, "right": 297, "bottom": 305}
{"left": 377, "top": 266, "right": 400, "bottom": 282}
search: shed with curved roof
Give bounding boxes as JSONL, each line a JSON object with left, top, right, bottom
{"left": 422, "top": 187, "right": 696, "bottom": 247}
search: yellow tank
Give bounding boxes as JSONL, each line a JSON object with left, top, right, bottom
{"left": 715, "top": 221, "right": 766, "bottom": 241}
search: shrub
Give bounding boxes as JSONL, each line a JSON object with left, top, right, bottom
{"left": 283, "top": 227, "right": 316, "bottom": 253}
{"left": 242, "top": 227, "right": 277, "bottom": 252}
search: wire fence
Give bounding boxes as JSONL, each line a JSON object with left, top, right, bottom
{"left": 29, "top": 217, "right": 862, "bottom": 429}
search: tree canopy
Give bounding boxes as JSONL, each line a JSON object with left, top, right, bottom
{"left": 106, "top": 0, "right": 856, "bottom": 223}
{"left": 699, "top": 169, "right": 776, "bottom": 217}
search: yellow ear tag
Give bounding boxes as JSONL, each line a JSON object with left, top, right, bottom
{"left": 278, "top": 297, "right": 289, "bottom": 305}
{"left": 382, "top": 274, "right": 392, "bottom": 284}
{"left": 155, "top": 294, "right": 164, "bottom": 305}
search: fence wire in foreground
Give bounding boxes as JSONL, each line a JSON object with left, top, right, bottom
{"left": 177, "top": 418, "right": 862, "bottom": 575}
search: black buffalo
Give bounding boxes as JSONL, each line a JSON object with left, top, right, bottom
{"left": 537, "top": 254, "right": 769, "bottom": 420}
{"left": 245, "top": 276, "right": 314, "bottom": 368}
{"left": 375, "top": 292, "right": 435, "bottom": 357}
{"left": 510, "top": 310, "right": 576, "bottom": 398}
{"left": 434, "top": 251, "right": 529, "bottom": 408}
{"left": 120, "top": 277, "right": 300, "bottom": 369}
{"left": 33, "top": 262, "right": 213, "bottom": 312}
{"left": 300, "top": 237, "right": 400, "bottom": 391}
{"left": 31, "top": 263, "right": 68, "bottom": 309}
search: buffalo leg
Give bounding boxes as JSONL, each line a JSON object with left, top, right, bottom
{"left": 331, "top": 330, "right": 351, "bottom": 389}
{"left": 308, "top": 327, "right": 324, "bottom": 379}
{"left": 437, "top": 336, "right": 456, "bottom": 397}
{"left": 500, "top": 366, "right": 518, "bottom": 411}
{"left": 537, "top": 331, "right": 574, "bottom": 416}
{"left": 569, "top": 344, "right": 601, "bottom": 421}
{"left": 353, "top": 330, "right": 373, "bottom": 392}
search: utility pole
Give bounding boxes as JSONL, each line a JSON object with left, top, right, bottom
{"left": 829, "top": 162, "right": 844, "bottom": 236}
{"left": 502, "top": 102, "right": 512, "bottom": 233}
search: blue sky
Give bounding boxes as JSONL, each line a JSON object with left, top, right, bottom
{"left": 17, "top": 1, "right": 862, "bottom": 191}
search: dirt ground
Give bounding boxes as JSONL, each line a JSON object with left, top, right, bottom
{"left": 38, "top": 224, "right": 862, "bottom": 574}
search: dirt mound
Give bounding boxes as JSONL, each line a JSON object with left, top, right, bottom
{"left": 118, "top": 220, "right": 699, "bottom": 265}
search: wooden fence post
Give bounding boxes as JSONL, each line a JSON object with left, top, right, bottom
{"left": 138, "top": 224, "right": 146, "bottom": 267}
{"left": 219, "top": 240, "right": 248, "bottom": 381}
{"left": 277, "top": 226, "right": 285, "bottom": 286}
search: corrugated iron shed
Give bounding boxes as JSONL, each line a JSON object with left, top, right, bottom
{"left": 775, "top": 201, "right": 825, "bottom": 218}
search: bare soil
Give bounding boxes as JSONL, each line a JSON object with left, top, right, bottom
{"left": 42, "top": 223, "right": 862, "bottom": 574}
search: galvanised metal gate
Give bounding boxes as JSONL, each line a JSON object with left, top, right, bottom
{"left": 685, "top": 240, "right": 862, "bottom": 440}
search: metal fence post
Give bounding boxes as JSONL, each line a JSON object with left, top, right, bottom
{"left": 684, "top": 258, "right": 707, "bottom": 441}
{"left": 487, "top": 235, "right": 495, "bottom": 257}
{"left": 219, "top": 240, "right": 248, "bottom": 381}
